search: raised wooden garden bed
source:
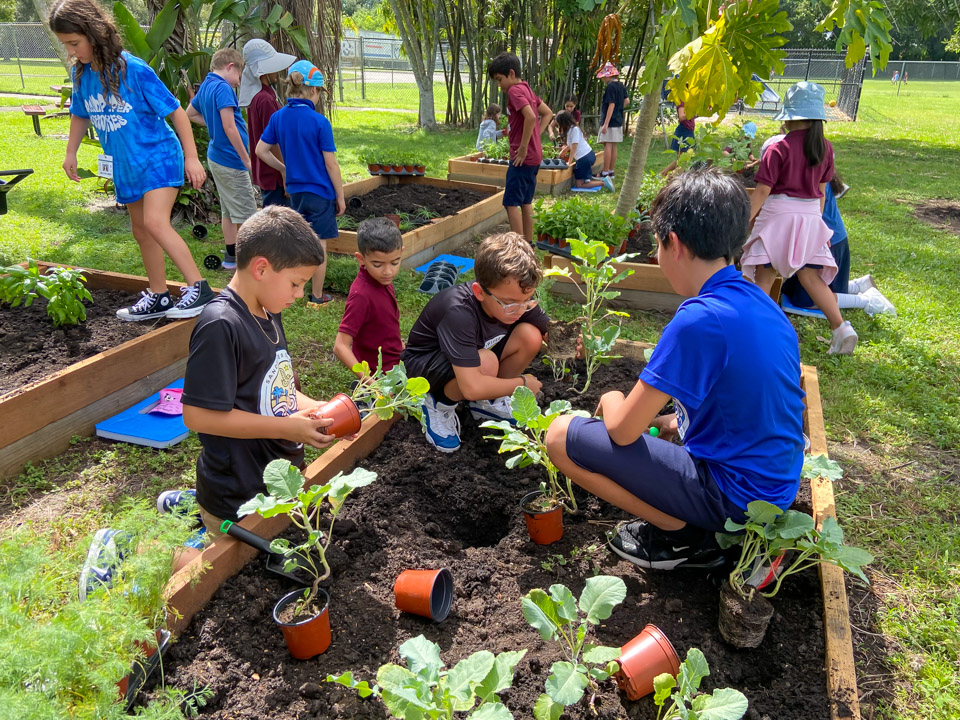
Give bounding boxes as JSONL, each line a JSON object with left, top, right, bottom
{"left": 544, "top": 254, "right": 782, "bottom": 311}
{"left": 328, "top": 175, "right": 506, "bottom": 269}
{"left": 0, "top": 264, "right": 199, "bottom": 479}
{"left": 160, "top": 345, "right": 859, "bottom": 720}
{"left": 447, "top": 151, "right": 605, "bottom": 196}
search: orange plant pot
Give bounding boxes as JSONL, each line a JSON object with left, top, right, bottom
{"left": 311, "top": 393, "right": 361, "bottom": 437}
{"left": 385, "top": 214, "right": 402, "bottom": 229}
{"left": 614, "top": 624, "right": 680, "bottom": 700}
{"left": 521, "top": 491, "right": 564, "bottom": 545}
{"left": 394, "top": 568, "right": 454, "bottom": 621}
{"left": 392, "top": 164, "right": 404, "bottom": 172}
{"left": 273, "top": 588, "right": 331, "bottom": 659}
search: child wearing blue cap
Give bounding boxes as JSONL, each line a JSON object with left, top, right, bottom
{"left": 255, "top": 60, "right": 345, "bottom": 307}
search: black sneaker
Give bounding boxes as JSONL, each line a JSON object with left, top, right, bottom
{"left": 166, "top": 280, "right": 215, "bottom": 319}
{"left": 116, "top": 290, "right": 173, "bottom": 321}
{"left": 609, "top": 520, "right": 727, "bottom": 570}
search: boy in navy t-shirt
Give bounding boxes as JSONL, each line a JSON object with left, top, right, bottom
{"left": 546, "top": 168, "right": 806, "bottom": 570}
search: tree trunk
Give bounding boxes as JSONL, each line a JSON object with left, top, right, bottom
{"left": 613, "top": 86, "right": 661, "bottom": 218}
{"left": 388, "top": 0, "right": 439, "bottom": 130}
{"left": 31, "top": 0, "right": 69, "bottom": 68}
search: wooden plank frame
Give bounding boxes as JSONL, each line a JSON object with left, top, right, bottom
{"left": 327, "top": 175, "right": 507, "bottom": 269}
{"left": 0, "top": 263, "right": 199, "bottom": 478}
{"left": 162, "top": 353, "right": 858, "bottom": 720}
{"left": 447, "top": 151, "right": 605, "bottom": 195}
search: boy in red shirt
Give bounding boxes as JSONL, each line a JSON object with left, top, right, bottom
{"left": 487, "top": 52, "right": 553, "bottom": 243}
{"left": 334, "top": 217, "right": 404, "bottom": 377}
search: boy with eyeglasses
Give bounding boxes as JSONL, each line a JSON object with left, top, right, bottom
{"left": 400, "top": 233, "right": 549, "bottom": 452}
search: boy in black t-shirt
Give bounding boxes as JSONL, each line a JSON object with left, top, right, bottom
{"left": 181, "top": 206, "right": 339, "bottom": 535}
{"left": 596, "top": 62, "right": 629, "bottom": 180}
{"left": 401, "top": 233, "right": 549, "bottom": 452}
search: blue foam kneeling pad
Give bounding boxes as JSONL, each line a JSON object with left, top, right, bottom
{"left": 415, "top": 254, "right": 475, "bottom": 274}
{"left": 570, "top": 185, "right": 602, "bottom": 193}
{"left": 781, "top": 294, "right": 826, "bottom": 319}
{"left": 96, "top": 379, "right": 189, "bottom": 449}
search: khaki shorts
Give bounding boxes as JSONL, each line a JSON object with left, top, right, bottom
{"left": 208, "top": 159, "right": 257, "bottom": 223}
{"left": 598, "top": 126, "right": 624, "bottom": 143}
{"left": 199, "top": 505, "right": 227, "bottom": 539}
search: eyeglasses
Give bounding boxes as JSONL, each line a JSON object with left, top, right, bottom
{"left": 480, "top": 284, "right": 538, "bottom": 315}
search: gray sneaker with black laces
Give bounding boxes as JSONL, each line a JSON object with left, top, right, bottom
{"left": 116, "top": 290, "right": 173, "bottom": 321}
{"left": 166, "top": 280, "right": 215, "bottom": 319}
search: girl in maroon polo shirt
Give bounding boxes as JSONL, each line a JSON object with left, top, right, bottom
{"left": 741, "top": 82, "right": 857, "bottom": 356}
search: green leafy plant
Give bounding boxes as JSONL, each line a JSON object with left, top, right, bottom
{"left": 674, "top": 124, "right": 752, "bottom": 174}
{"left": 337, "top": 215, "right": 359, "bottom": 230}
{"left": 0, "top": 259, "right": 93, "bottom": 326}
{"left": 636, "top": 171, "right": 668, "bottom": 215}
{"left": 522, "top": 576, "right": 626, "bottom": 719}
{"left": 328, "top": 634, "right": 525, "bottom": 719}
{"left": 541, "top": 355, "right": 575, "bottom": 383}
{"left": 652, "top": 648, "right": 748, "bottom": 720}
{"left": 481, "top": 386, "right": 588, "bottom": 513}
{"left": 238, "top": 460, "right": 377, "bottom": 615}
{"left": 543, "top": 235, "right": 634, "bottom": 394}
{"left": 350, "top": 354, "right": 430, "bottom": 424}
{"left": 481, "top": 137, "right": 511, "bottom": 161}
{"left": 717, "top": 496, "right": 874, "bottom": 601}
{"left": 533, "top": 197, "right": 630, "bottom": 249}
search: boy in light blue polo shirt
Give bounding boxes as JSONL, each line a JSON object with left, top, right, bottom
{"left": 546, "top": 168, "right": 806, "bottom": 570}
{"left": 188, "top": 48, "right": 257, "bottom": 270}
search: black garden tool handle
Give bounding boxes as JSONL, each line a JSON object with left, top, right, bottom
{"left": 221, "top": 520, "right": 277, "bottom": 555}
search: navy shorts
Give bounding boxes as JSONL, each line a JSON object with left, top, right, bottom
{"left": 503, "top": 164, "right": 539, "bottom": 207}
{"left": 670, "top": 124, "right": 695, "bottom": 153}
{"left": 782, "top": 238, "right": 850, "bottom": 307}
{"left": 260, "top": 185, "right": 289, "bottom": 209}
{"left": 290, "top": 191, "right": 338, "bottom": 240}
{"left": 573, "top": 151, "right": 597, "bottom": 181}
{"left": 565, "top": 416, "right": 746, "bottom": 532}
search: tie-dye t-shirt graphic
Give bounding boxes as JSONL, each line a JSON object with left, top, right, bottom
{"left": 70, "top": 52, "right": 184, "bottom": 204}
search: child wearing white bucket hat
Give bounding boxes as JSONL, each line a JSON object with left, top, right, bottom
{"left": 742, "top": 81, "right": 859, "bottom": 355}
{"left": 240, "top": 39, "right": 295, "bottom": 208}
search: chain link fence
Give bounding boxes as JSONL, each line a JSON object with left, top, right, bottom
{"left": 865, "top": 59, "right": 960, "bottom": 82}
{"left": 0, "top": 24, "right": 71, "bottom": 96}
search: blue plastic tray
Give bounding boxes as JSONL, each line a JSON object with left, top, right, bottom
{"left": 95, "top": 379, "right": 189, "bottom": 448}
{"left": 414, "top": 254, "right": 475, "bottom": 274}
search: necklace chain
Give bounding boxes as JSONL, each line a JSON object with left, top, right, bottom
{"left": 251, "top": 304, "right": 280, "bottom": 345}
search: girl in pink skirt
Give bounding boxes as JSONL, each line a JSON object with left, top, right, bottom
{"left": 742, "top": 82, "right": 857, "bottom": 355}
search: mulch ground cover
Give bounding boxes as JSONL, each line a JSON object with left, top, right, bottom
{"left": 343, "top": 184, "right": 490, "bottom": 225}
{"left": 0, "top": 288, "right": 170, "bottom": 396}
{"left": 154, "top": 357, "right": 828, "bottom": 720}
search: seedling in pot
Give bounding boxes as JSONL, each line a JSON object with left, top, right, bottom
{"left": 328, "top": 634, "right": 526, "bottom": 719}
{"left": 238, "top": 459, "right": 377, "bottom": 617}
{"left": 652, "top": 648, "right": 748, "bottom": 720}
{"left": 522, "top": 575, "right": 626, "bottom": 719}
{"left": 482, "top": 386, "right": 588, "bottom": 513}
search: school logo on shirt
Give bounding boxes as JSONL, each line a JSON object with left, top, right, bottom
{"left": 675, "top": 399, "right": 690, "bottom": 441}
{"left": 484, "top": 334, "right": 506, "bottom": 350}
{"left": 84, "top": 93, "right": 133, "bottom": 133}
{"left": 259, "top": 349, "right": 298, "bottom": 417}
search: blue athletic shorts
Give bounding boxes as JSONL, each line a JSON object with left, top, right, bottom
{"left": 261, "top": 185, "right": 289, "bottom": 209}
{"left": 565, "top": 416, "right": 746, "bottom": 532}
{"left": 503, "top": 164, "right": 539, "bottom": 207}
{"left": 670, "top": 124, "right": 695, "bottom": 153}
{"left": 290, "top": 191, "right": 338, "bottom": 240}
{"left": 573, "top": 151, "right": 597, "bottom": 181}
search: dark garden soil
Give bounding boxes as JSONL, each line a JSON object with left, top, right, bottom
{"left": 737, "top": 167, "right": 759, "bottom": 189}
{"left": 343, "top": 184, "right": 490, "bottom": 225}
{"left": 913, "top": 200, "right": 960, "bottom": 237}
{"left": 156, "top": 355, "right": 829, "bottom": 720}
{"left": 0, "top": 288, "right": 171, "bottom": 396}
{"left": 624, "top": 222, "right": 656, "bottom": 260}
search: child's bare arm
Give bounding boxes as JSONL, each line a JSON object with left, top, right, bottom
{"left": 334, "top": 332, "right": 366, "bottom": 378}
{"left": 186, "top": 104, "right": 205, "bottom": 126}
{"left": 323, "top": 151, "right": 346, "bottom": 215}
{"left": 62, "top": 115, "right": 91, "bottom": 181}
{"left": 183, "top": 405, "right": 336, "bottom": 449}
{"left": 595, "top": 379, "right": 671, "bottom": 446}
{"left": 514, "top": 105, "right": 538, "bottom": 166}
{"left": 169, "top": 107, "right": 206, "bottom": 189}
{"left": 219, "top": 107, "right": 251, "bottom": 170}
{"left": 600, "top": 103, "right": 615, "bottom": 133}
{"left": 256, "top": 139, "right": 285, "bottom": 174}
{"left": 538, "top": 101, "right": 554, "bottom": 136}
{"left": 453, "top": 365, "right": 542, "bottom": 401}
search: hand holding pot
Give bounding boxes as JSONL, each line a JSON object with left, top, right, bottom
{"left": 288, "top": 409, "right": 337, "bottom": 449}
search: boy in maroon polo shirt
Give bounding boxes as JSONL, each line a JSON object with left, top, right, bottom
{"left": 334, "top": 218, "right": 404, "bottom": 377}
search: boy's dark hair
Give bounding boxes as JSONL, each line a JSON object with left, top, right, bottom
{"left": 211, "top": 47, "right": 243, "bottom": 71}
{"left": 829, "top": 170, "right": 844, "bottom": 195}
{"left": 650, "top": 167, "right": 749, "bottom": 263}
{"left": 487, "top": 52, "right": 521, "bottom": 79}
{"left": 474, "top": 232, "right": 542, "bottom": 293}
{"left": 357, "top": 217, "right": 403, "bottom": 255}
{"left": 236, "top": 206, "right": 325, "bottom": 270}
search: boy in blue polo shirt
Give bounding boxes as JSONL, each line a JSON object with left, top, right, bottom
{"left": 187, "top": 48, "right": 257, "bottom": 270}
{"left": 546, "top": 168, "right": 806, "bottom": 570}
{"left": 255, "top": 60, "right": 346, "bottom": 307}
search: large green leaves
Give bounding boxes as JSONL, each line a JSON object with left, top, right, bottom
{"left": 112, "top": 2, "right": 153, "bottom": 60}
{"left": 816, "top": 0, "right": 893, "bottom": 71}
{"left": 691, "top": 687, "right": 750, "bottom": 719}
{"left": 263, "top": 459, "right": 306, "bottom": 500}
{"left": 511, "top": 386, "right": 541, "bottom": 427}
{"left": 578, "top": 575, "right": 627, "bottom": 623}
{"left": 327, "top": 468, "right": 377, "bottom": 513}
{"left": 145, "top": 0, "right": 180, "bottom": 54}
{"left": 475, "top": 650, "right": 527, "bottom": 703}
{"left": 522, "top": 589, "right": 562, "bottom": 641}
{"left": 801, "top": 454, "right": 844, "bottom": 481}
{"left": 545, "top": 661, "right": 589, "bottom": 706}
{"left": 446, "top": 650, "right": 495, "bottom": 706}
{"left": 399, "top": 635, "right": 444, "bottom": 681}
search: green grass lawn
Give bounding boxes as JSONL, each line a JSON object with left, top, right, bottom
{"left": 1, "top": 80, "right": 959, "bottom": 719}
{"left": 0, "top": 58, "right": 70, "bottom": 96}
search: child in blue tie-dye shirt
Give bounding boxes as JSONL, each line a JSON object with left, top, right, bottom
{"left": 50, "top": 0, "right": 215, "bottom": 321}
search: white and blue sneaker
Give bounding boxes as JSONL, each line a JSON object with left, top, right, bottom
{"left": 78, "top": 528, "right": 133, "bottom": 601}
{"left": 468, "top": 395, "right": 516, "bottom": 425}
{"left": 157, "top": 489, "right": 197, "bottom": 514}
{"left": 422, "top": 393, "right": 461, "bottom": 453}
{"left": 602, "top": 175, "right": 615, "bottom": 192}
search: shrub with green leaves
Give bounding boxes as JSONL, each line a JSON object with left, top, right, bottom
{"left": 481, "top": 386, "right": 588, "bottom": 512}
{"left": 0, "top": 259, "right": 93, "bottom": 326}
{"left": 350, "top": 354, "right": 430, "bottom": 424}
{"left": 238, "top": 460, "right": 377, "bottom": 615}
{"left": 481, "top": 137, "right": 511, "bottom": 161}
{"left": 533, "top": 197, "right": 631, "bottom": 249}
{"left": 717, "top": 464, "right": 874, "bottom": 601}
{"left": 543, "top": 235, "right": 634, "bottom": 394}
{"left": 652, "top": 648, "right": 748, "bottom": 720}
{"left": 328, "top": 634, "right": 525, "bottom": 719}
{"left": 522, "top": 576, "right": 626, "bottom": 719}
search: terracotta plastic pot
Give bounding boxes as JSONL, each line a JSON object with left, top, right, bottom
{"left": 392, "top": 164, "right": 404, "bottom": 172}
{"left": 403, "top": 164, "right": 415, "bottom": 172}
{"left": 521, "top": 491, "right": 563, "bottom": 545}
{"left": 415, "top": 164, "right": 426, "bottom": 173}
{"left": 368, "top": 163, "right": 380, "bottom": 173}
{"left": 469, "top": 155, "right": 479, "bottom": 162}
{"left": 311, "top": 393, "right": 362, "bottom": 437}
{"left": 614, "top": 624, "right": 680, "bottom": 700}
{"left": 558, "top": 238, "right": 569, "bottom": 250}
{"left": 537, "top": 233, "right": 547, "bottom": 244}
{"left": 394, "top": 568, "right": 454, "bottom": 621}
{"left": 273, "top": 587, "right": 331, "bottom": 659}
{"left": 116, "top": 628, "right": 164, "bottom": 702}
{"left": 647, "top": 254, "right": 659, "bottom": 265}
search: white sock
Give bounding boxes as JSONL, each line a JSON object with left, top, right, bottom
{"left": 836, "top": 293, "right": 867, "bottom": 310}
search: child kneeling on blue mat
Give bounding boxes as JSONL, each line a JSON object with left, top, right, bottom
{"left": 546, "top": 168, "right": 806, "bottom": 570}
